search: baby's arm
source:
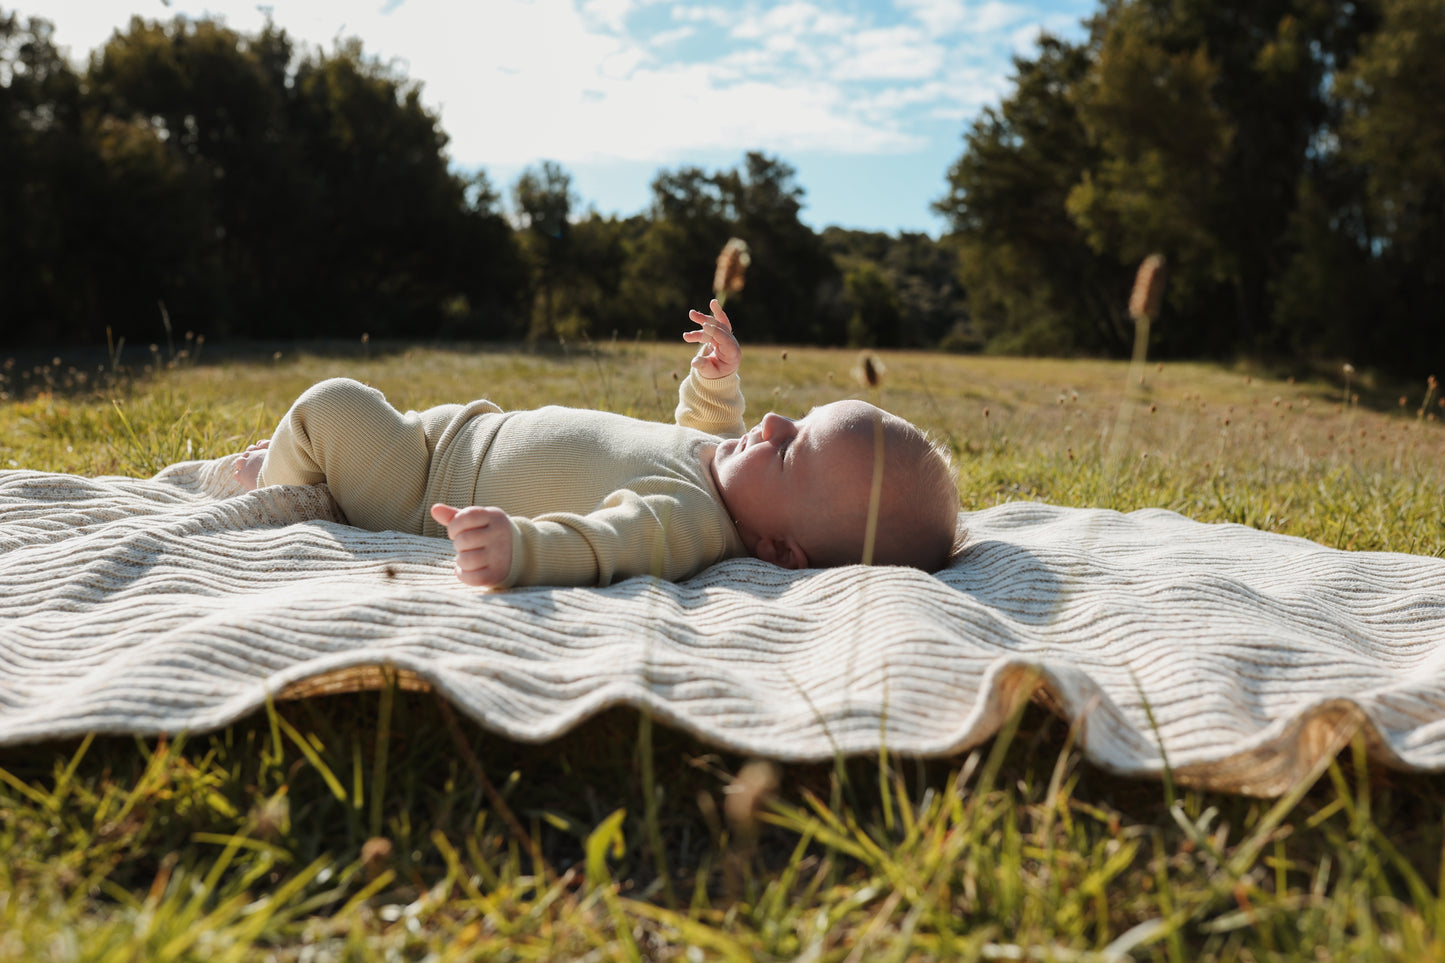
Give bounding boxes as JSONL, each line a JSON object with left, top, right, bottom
{"left": 682, "top": 299, "right": 740, "bottom": 379}
{"left": 676, "top": 300, "right": 746, "bottom": 437}
{"left": 430, "top": 503, "right": 513, "bottom": 587}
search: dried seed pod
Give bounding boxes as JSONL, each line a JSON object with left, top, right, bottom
{"left": 1128, "top": 253, "right": 1168, "bottom": 325}
{"left": 713, "top": 237, "right": 751, "bottom": 300}
{"left": 854, "top": 352, "right": 885, "bottom": 389}
{"left": 724, "top": 760, "right": 779, "bottom": 837}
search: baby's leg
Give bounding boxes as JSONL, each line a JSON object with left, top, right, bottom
{"left": 255, "top": 377, "right": 436, "bottom": 534}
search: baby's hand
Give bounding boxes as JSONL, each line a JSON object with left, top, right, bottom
{"left": 430, "top": 503, "right": 513, "bottom": 587}
{"left": 683, "top": 299, "right": 740, "bottom": 379}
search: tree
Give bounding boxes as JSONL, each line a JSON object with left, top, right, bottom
{"left": 622, "top": 152, "right": 842, "bottom": 343}
{"left": 822, "top": 228, "right": 969, "bottom": 348}
{"left": 934, "top": 35, "right": 1129, "bottom": 355}
{"left": 512, "top": 160, "right": 580, "bottom": 340}
{"left": 82, "top": 17, "right": 525, "bottom": 340}
{"left": 726, "top": 153, "right": 844, "bottom": 344}
{"left": 618, "top": 165, "right": 732, "bottom": 338}
{"left": 1070, "top": 0, "right": 1374, "bottom": 356}
{"left": 937, "top": 0, "right": 1392, "bottom": 363}
{"left": 1064, "top": 2, "right": 1235, "bottom": 348}
{"left": 1328, "top": 0, "right": 1445, "bottom": 371}
{"left": 843, "top": 262, "right": 902, "bottom": 347}
{"left": 1, "top": 10, "right": 86, "bottom": 343}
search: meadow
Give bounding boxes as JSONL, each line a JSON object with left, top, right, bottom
{"left": 1, "top": 337, "right": 1443, "bottom": 961}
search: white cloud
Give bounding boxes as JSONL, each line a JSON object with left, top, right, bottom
{"left": 729, "top": 1, "right": 820, "bottom": 40}
{"left": 579, "top": 0, "right": 636, "bottom": 33}
{"left": 896, "top": 0, "right": 968, "bottom": 33}
{"left": 834, "top": 24, "right": 942, "bottom": 81}
{"left": 669, "top": 4, "right": 730, "bottom": 28}
{"left": 33, "top": 0, "right": 1082, "bottom": 215}
{"left": 970, "top": 1, "right": 1033, "bottom": 34}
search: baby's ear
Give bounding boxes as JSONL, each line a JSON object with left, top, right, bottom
{"left": 756, "top": 535, "right": 809, "bottom": 570}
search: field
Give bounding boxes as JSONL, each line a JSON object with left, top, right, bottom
{"left": 2, "top": 337, "right": 1443, "bottom": 961}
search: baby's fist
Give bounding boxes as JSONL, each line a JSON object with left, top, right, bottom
{"left": 430, "top": 503, "right": 513, "bottom": 587}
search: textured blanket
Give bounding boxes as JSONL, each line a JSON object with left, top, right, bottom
{"left": 2, "top": 458, "right": 1443, "bottom": 797}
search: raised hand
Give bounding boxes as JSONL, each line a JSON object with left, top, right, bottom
{"left": 683, "top": 299, "right": 741, "bottom": 380}
{"left": 430, "top": 503, "right": 513, "bottom": 587}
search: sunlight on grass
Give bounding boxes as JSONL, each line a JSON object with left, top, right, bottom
{"left": 1, "top": 340, "right": 1443, "bottom": 960}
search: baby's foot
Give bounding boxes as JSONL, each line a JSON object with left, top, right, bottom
{"left": 233, "top": 439, "right": 269, "bottom": 491}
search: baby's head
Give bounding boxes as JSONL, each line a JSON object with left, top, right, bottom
{"left": 710, "top": 400, "right": 959, "bottom": 572}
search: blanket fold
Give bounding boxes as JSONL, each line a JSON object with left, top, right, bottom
{"left": 2, "top": 458, "right": 1442, "bottom": 797}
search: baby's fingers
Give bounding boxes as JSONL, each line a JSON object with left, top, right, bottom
{"left": 704, "top": 298, "right": 733, "bottom": 331}
{"left": 683, "top": 320, "right": 728, "bottom": 343}
{"left": 454, "top": 547, "right": 506, "bottom": 586}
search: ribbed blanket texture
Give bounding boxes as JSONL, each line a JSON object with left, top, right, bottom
{"left": 2, "top": 457, "right": 1443, "bottom": 796}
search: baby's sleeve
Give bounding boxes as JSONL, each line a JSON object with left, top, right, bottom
{"left": 674, "top": 368, "right": 745, "bottom": 438}
{"left": 501, "top": 485, "right": 733, "bottom": 588}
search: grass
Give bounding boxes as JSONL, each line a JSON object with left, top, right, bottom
{"left": 2, "top": 337, "right": 1444, "bottom": 961}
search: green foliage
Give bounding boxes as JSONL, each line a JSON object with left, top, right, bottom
{"left": 615, "top": 152, "right": 845, "bottom": 343}
{"left": 841, "top": 261, "right": 901, "bottom": 347}
{"left": 513, "top": 159, "right": 579, "bottom": 340}
{"left": 937, "top": 0, "right": 1438, "bottom": 376}
{"left": 822, "top": 228, "right": 968, "bottom": 348}
{"left": 1293, "top": 0, "right": 1445, "bottom": 373}
{"left": 2, "top": 10, "right": 528, "bottom": 347}
{"left": 1066, "top": 4, "right": 1235, "bottom": 311}
{"left": 935, "top": 36, "right": 1131, "bottom": 357}
{"left": 0, "top": 11, "right": 92, "bottom": 337}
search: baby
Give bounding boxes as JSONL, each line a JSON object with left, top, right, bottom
{"left": 233, "top": 301, "right": 959, "bottom": 588}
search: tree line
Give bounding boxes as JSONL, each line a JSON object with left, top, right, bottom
{"left": 0, "top": 10, "right": 962, "bottom": 352}
{"left": 3, "top": 2, "right": 1442, "bottom": 376}
{"left": 935, "top": 0, "right": 1443, "bottom": 375}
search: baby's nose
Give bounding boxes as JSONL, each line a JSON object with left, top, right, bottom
{"left": 759, "top": 412, "right": 793, "bottom": 439}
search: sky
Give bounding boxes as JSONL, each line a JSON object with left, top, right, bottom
{"left": 35, "top": 0, "right": 1096, "bottom": 236}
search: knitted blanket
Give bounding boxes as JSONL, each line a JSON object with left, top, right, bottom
{"left": 3, "top": 458, "right": 1443, "bottom": 797}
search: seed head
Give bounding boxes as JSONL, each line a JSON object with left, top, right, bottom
{"left": 713, "top": 237, "right": 751, "bottom": 300}
{"left": 361, "top": 837, "right": 394, "bottom": 880}
{"left": 854, "top": 352, "right": 885, "bottom": 389}
{"left": 724, "top": 760, "right": 779, "bottom": 838}
{"left": 1128, "top": 254, "right": 1167, "bottom": 325}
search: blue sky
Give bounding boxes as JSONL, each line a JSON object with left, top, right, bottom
{"left": 40, "top": 0, "right": 1095, "bottom": 235}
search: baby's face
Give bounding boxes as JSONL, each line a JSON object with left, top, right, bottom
{"left": 709, "top": 400, "right": 878, "bottom": 557}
